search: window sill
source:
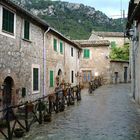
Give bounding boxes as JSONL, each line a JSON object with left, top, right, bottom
{"left": 2, "top": 30, "right": 14, "bottom": 35}
{"left": 22, "top": 38, "right": 32, "bottom": 43}
{"left": 32, "top": 90, "right": 40, "bottom": 94}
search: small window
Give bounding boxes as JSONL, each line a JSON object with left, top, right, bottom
{"left": 50, "top": 70, "right": 54, "bottom": 87}
{"left": 71, "top": 47, "right": 73, "bottom": 57}
{"left": 84, "top": 49, "right": 90, "bottom": 58}
{"left": 53, "top": 38, "right": 57, "bottom": 51}
{"left": 60, "top": 41, "right": 63, "bottom": 54}
{"left": 2, "top": 8, "right": 14, "bottom": 34}
{"left": 33, "top": 68, "right": 39, "bottom": 91}
{"left": 111, "top": 41, "right": 116, "bottom": 48}
{"left": 24, "top": 20, "right": 30, "bottom": 40}
{"left": 71, "top": 70, "right": 74, "bottom": 83}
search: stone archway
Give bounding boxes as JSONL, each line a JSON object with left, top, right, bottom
{"left": 2, "top": 76, "right": 14, "bottom": 107}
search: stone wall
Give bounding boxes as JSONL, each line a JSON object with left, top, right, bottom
{"left": 0, "top": 4, "right": 45, "bottom": 105}
{"left": 80, "top": 46, "right": 110, "bottom": 85}
{"left": 110, "top": 61, "right": 130, "bottom": 84}
{"left": 46, "top": 33, "right": 80, "bottom": 93}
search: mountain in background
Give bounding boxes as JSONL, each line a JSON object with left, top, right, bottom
{"left": 13, "top": 0, "right": 126, "bottom": 40}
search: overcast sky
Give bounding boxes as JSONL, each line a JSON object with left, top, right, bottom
{"left": 60, "top": 0, "right": 130, "bottom": 18}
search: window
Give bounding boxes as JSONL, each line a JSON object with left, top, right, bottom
{"left": 53, "top": 38, "right": 57, "bottom": 51}
{"left": 60, "top": 41, "right": 63, "bottom": 54}
{"left": 2, "top": 8, "right": 14, "bottom": 34}
{"left": 71, "top": 70, "right": 74, "bottom": 83}
{"left": 111, "top": 41, "right": 116, "bottom": 48}
{"left": 24, "top": 20, "right": 30, "bottom": 40}
{"left": 50, "top": 70, "right": 54, "bottom": 87}
{"left": 33, "top": 67, "right": 39, "bottom": 92}
{"left": 71, "top": 47, "right": 73, "bottom": 57}
{"left": 84, "top": 49, "right": 90, "bottom": 58}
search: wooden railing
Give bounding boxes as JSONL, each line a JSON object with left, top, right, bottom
{"left": 0, "top": 85, "right": 81, "bottom": 140}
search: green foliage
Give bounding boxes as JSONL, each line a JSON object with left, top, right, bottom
{"left": 13, "top": 0, "right": 126, "bottom": 40}
{"left": 109, "top": 43, "right": 129, "bottom": 61}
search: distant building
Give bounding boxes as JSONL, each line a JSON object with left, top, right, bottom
{"left": 74, "top": 39, "right": 110, "bottom": 86}
{"left": 89, "top": 31, "right": 128, "bottom": 48}
{"left": 110, "top": 60, "right": 130, "bottom": 84}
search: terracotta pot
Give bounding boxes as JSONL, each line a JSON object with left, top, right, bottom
{"left": 27, "top": 103, "right": 34, "bottom": 112}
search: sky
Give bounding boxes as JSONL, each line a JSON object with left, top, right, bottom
{"left": 59, "top": 0, "right": 130, "bottom": 18}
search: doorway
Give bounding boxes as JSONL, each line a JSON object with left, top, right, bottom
{"left": 114, "top": 72, "right": 118, "bottom": 84}
{"left": 57, "top": 69, "right": 62, "bottom": 85}
{"left": 124, "top": 67, "right": 128, "bottom": 83}
{"left": 2, "top": 76, "right": 14, "bottom": 108}
{"left": 82, "top": 71, "right": 92, "bottom": 87}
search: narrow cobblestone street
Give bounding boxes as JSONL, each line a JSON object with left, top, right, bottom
{"left": 18, "top": 84, "right": 140, "bottom": 140}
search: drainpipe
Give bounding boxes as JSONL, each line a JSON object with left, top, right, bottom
{"left": 131, "top": 21, "right": 137, "bottom": 100}
{"left": 43, "top": 27, "right": 50, "bottom": 96}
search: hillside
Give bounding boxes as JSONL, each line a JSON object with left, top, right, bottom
{"left": 13, "top": 0, "right": 126, "bottom": 40}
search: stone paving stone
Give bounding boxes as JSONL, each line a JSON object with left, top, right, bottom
{"left": 14, "top": 84, "right": 140, "bottom": 140}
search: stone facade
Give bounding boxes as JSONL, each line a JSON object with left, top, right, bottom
{"left": 46, "top": 31, "right": 81, "bottom": 93}
{"left": 74, "top": 40, "right": 111, "bottom": 86}
{"left": 126, "top": 0, "right": 140, "bottom": 103}
{"left": 0, "top": 0, "right": 49, "bottom": 108}
{"left": 110, "top": 60, "right": 130, "bottom": 84}
{"left": 89, "top": 31, "right": 129, "bottom": 48}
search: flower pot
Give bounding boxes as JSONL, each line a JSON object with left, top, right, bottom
{"left": 44, "top": 114, "right": 52, "bottom": 122}
{"left": 14, "top": 128, "right": 24, "bottom": 138}
{"left": 27, "top": 103, "right": 34, "bottom": 112}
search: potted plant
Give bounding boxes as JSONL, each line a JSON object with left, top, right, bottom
{"left": 37, "top": 101, "right": 46, "bottom": 111}
{"left": 14, "top": 128, "right": 24, "bottom": 138}
{"left": 44, "top": 114, "right": 52, "bottom": 122}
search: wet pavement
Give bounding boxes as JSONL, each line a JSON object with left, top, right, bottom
{"left": 17, "top": 84, "right": 140, "bottom": 140}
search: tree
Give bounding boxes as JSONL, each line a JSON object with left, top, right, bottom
{"left": 109, "top": 43, "right": 129, "bottom": 61}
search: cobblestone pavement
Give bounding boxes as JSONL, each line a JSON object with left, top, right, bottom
{"left": 17, "top": 84, "right": 140, "bottom": 140}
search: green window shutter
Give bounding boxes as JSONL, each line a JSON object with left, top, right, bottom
{"left": 71, "top": 71, "right": 74, "bottom": 83}
{"left": 24, "top": 20, "right": 30, "bottom": 40}
{"left": 60, "top": 42, "right": 63, "bottom": 53}
{"left": 33, "top": 68, "right": 39, "bottom": 91}
{"left": 87, "top": 49, "right": 90, "bottom": 58}
{"left": 84, "top": 49, "right": 87, "bottom": 58}
{"left": 84, "top": 49, "right": 90, "bottom": 58}
{"left": 111, "top": 41, "right": 116, "bottom": 48}
{"left": 53, "top": 38, "right": 57, "bottom": 51}
{"left": 2, "top": 8, "right": 14, "bottom": 34}
{"left": 50, "top": 71, "right": 54, "bottom": 87}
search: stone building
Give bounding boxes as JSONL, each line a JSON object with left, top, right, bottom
{"left": 74, "top": 39, "right": 110, "bottom": 86}
{"left": 45, "top": 28, "right": 81, "bottom": 92}
{"left": 89, "top": 31, "right": 128, "bottom": 48}
{"left": 0, "top": 0, "right": 51, "bottom": 108}
{"left": 110, "top": 60, "right": 130, "bottom": 84}
{"left": 126, "top": 0, "right": 140, "bottom": 103}
{"left": 0, "top": 0, "right": 82, "bottom": 109}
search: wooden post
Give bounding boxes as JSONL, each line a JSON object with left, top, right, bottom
{"left": 25, "top": 102, "right": 29, "bottom": 132}
{"left": 6, "top": 107, "right": 12, "bottom": 140}
{"left": 38, "top": 100, "right": 42, "bottom": 124}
